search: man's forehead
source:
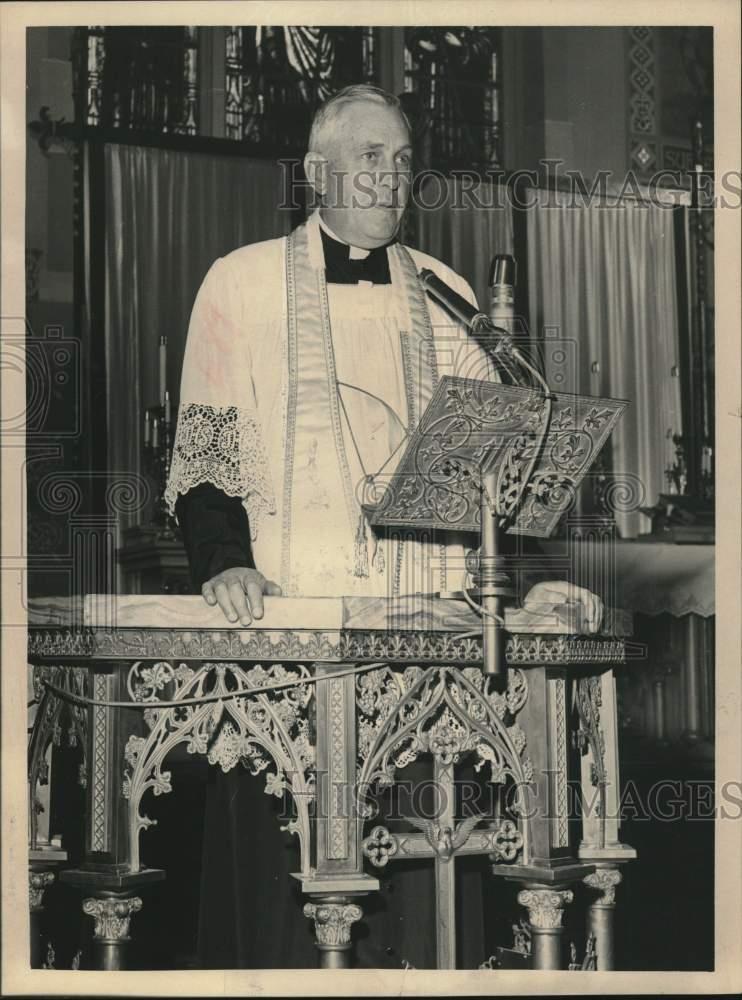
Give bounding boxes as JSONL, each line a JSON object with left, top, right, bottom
{"left": 333, "top": 99, "right": 410, "bottom": 145}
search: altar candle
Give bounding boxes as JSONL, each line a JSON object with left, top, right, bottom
{"left": 159, "top": 336, "right": 167, "bottom": 405}
{"left": 164, "top": 389, "right": 171, "bottom": 426}
{"left": 144, "top": 409, "right": 151, "bottom": 447}
{"left": 152, "top": 416, "right": 160, "bottom": 450}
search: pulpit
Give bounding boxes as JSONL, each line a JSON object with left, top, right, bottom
{"left": 28, "top": 592, "right": 635, "bottom": 971}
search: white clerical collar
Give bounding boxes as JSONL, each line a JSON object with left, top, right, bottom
{"left": 318, "top": 212, "right": 371, "bottom": 260}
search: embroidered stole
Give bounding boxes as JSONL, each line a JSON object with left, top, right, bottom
{"left": 280, "top": 217, "right": 439, "bottom": 596}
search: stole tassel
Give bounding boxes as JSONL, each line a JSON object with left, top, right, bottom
{"left": 354, "top": 511, "right": 370, "bottom": 578}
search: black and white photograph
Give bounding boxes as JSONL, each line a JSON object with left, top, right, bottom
{"left": 2, "top": 1, "right": 740, "bottom": 995}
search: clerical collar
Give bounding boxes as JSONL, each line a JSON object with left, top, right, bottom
{"left": 318, "top": 213, "right": 371, "bottom": 260}
{"left": 318, "top": 217, "right": 394, "bottom": 286}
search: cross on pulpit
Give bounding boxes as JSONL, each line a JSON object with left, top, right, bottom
{"left": 360, "top": 756, "right": 524, "bottom": 968}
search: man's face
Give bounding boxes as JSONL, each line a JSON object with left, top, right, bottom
{"left": 314, "top": 101, "right": 412, "bottom": 249}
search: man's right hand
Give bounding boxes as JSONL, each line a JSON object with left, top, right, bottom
{"left": 201, "top": 567, "right": 282, "bottom": 627}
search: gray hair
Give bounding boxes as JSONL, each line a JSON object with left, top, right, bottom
{"left": 308, "top": 84, "right": 410, "bottom": 155}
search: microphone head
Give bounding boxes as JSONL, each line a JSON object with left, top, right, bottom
{"left": 489, "top": 254, "right": 517, "bottom": 288}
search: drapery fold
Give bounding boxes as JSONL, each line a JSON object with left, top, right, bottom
{"left": 104, "top": 144, "right": 293, "bottom": 530}
{"left": 415, "top": 177, "right": 514, "bottom": 308}
{"left": 526, "top": 197, "right": 683, "bottom": 537}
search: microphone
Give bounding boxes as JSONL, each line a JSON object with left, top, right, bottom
{"left": 489, "top": 254, "right": 517, "bottom": 333}
{"left": 418, "top": 268, "right": 512, "bottom": 352}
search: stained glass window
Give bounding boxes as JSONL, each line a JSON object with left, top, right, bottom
{"left": 403, "top": 27, "right": 502, "bottom": 170}
{"left": 76, "top": 27, "right": 199, "bottom": 135}
{"left": 225, "top": 27, "right": 377, "bottom": 150}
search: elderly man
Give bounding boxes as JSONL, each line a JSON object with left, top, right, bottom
{"left": 166, "top": 83, "right": 601, "bottom": 969}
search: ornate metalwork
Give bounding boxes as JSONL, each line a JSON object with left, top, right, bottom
{"left": 517, "top": 888, "right": 574, "bottom": 929}
{"left": 366, "top": 376, "right": 626, "bottom": 538}
{"left": 28, "top": 630, "right": 95, "bottom": 659}
{"left": 28, "top": 626, "right": 627, "bottom": 667}
{"left": 327, "top": 675, "right": 348, "bottom": 859}
{"left": 29, "top": 870, "right": 55, "bottom": 911}
{"left": 361, "top": 825, "right": 399, "bottom": 867}
{"left": 356, "top": 665, "right": 533, "bottom": 859}
{"left": 28, "top": 665, "right": 88, "bottom": 850}
{"left": 121, "top": 661, "right": 315, "bottom": 873}
{"left": 584, "top": 867, "right": 622, "bottom": 906}
{"left": 303, "top": 900, "right": 363, "bottom": 947}
{"left": 551, "top": 676, "right": 569, "bottom": 848}
{"left": 490, "top": 819, "right": 523, "bottom": 861}
{"left": 82, "top": 896, "right": 142, "bottom": 941}
{"left": 91, "top": 674, "right": 110, "bottom": 852}
{"left": 573, "top": 674, "right": 607, "bottom": 832}
{"left": 508, "top": 635, "right": 626, "bottom": 665}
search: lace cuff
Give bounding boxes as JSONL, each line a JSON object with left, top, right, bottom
{"left": 164, "top": 403, "right": 276, "bottom": 536}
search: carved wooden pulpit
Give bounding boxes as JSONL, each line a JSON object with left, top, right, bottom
{"left": 28, "top": 592, "right": 635, "bottom": 972}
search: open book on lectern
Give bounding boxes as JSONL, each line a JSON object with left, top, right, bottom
{"left": 362, "top": 375, "right": 627, "bottom": 538}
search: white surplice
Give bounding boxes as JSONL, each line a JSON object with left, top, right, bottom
{"left": 166, "top": 210, "right": 498, "bottom": 598}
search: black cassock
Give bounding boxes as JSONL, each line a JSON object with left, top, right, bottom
{"left": 176, "top": 485, "right": 495, "bottom": 969}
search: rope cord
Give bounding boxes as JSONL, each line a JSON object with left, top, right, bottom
{"left": 41, "top": 659, "right": 395, "bottom": 712}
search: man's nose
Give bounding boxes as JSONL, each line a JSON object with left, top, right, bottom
{"left": 377, "top": 166, "right": 401, "bottom": 190}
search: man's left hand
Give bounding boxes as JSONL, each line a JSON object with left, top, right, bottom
{"left": 522, "top": 581, "right": 604, "bottom": 634}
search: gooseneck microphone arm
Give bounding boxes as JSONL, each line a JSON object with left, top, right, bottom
{"left": 418, "top": 268, "right": 513, "bottom": 350}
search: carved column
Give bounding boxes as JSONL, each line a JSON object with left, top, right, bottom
{"left": 60, "top": 660, "right": 164, "bottom": 969}
{"left": 517, "top": 887, "right": 573, "bottom": 970}
{"left": 583, "top": 867, "right": 622, "bottom": 970}
{"left": 303, "top": 897, "right": 363, "bottom": 969}
{"left": 576, "top": 670, "right": 636, "bottom": 864}
{"left": 295, "top": 662, "right": 378, "bottom": 966}
{"left": 29, "top": 869, "right": 55, "bottom": 967}
{"left": 82, "top": 893, "right": 142, "bottom": 970}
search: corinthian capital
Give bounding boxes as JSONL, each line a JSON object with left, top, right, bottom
{"left": 517, "top": 888, "right": 573, "bottom": 929}
{"left": 303, "top": 901, "right": 363, "bottom": 947}
{"left": 29, "top": 870, "right": 55, "bottom": 911}
{"left": 82, "top": 896, "right": 142, "bottom": 941}
{"left": 584, "top": 867, "right": 622, "bottom": 905}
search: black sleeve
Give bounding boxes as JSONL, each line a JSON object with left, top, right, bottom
{"left": 175, "top": 482, "right": 256, "bottom": 591}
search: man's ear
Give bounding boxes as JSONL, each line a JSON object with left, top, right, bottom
{"left": 304, "top": 152, "right": 327, "bottom": 197}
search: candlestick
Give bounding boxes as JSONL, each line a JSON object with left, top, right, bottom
{"left": 159, "top": 336, "right": 167, "bottom": 405}
{"left": 144, "top": 409, "right": 151, "bottom": 447}
{"left": 164, "top": 390, "right": 171, "bottom": 426}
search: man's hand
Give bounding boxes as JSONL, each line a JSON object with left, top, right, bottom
{"left": 201, "top": 567, "right": 282, "bottom": 626}
{"left": 522, "top": 581, "right": 604, "bottom": 634}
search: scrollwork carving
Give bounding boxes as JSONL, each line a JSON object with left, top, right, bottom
{"left": 303, "top": 901, "right": 363, "bottom": 947}
{"left": 28, "top": 665, "right": 88, "bottom": 849}
{"left": 584, "top": 867, "right": 622, "bottom": 906}
{"left": 517, "top": 888, "right": 573, "bottom": 929}
{"left": 361, "top": 825, "right": 399, "bottom": 867}
{"left": 121, "top": 661, "right": 315, "bottom": 875}
{"left": 82, "top": 896, "right": 142, "bottom": 941}
{"left": 356, "top": 665, "right": 532, "bottom": 859}
{"left": 29, "top": 870, "right": 55, "bottom": 910}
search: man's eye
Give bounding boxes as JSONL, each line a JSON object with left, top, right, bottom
{"left": 362, "top": 151, "right": 378, "bottom": 163}
{"left": 396, "top": 154, "right": 412, "bottom": 169}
